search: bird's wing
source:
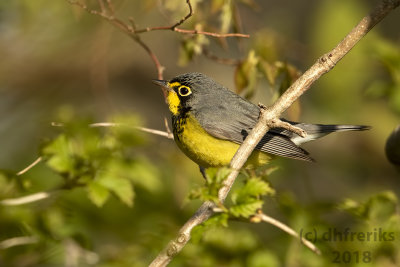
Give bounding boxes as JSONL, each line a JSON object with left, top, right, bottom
{"left": 193, "top": 90, "right": 313, "bottom": 162}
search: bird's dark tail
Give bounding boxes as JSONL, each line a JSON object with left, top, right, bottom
{"left": 289, "top": 123, "right": 370, "bottom": 145}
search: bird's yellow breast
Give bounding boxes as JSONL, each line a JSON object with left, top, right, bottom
{"left": 173, "top": 113, "right": 272, "bottom": 168}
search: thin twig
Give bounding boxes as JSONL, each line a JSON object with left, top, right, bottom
{"left": 0, "top": 236, "right": 39, "bottom": 249}
{"left": 170, "top": 0, "right": 193, "bottom": 29}
{"left": 131, "top": 35, "right": 165, "bottom": 81}
{"left": 97, "top": 0, "right": 105, "bottom": 13}
{"left": 251, "top": 212, "right": 320, "bottom": 255}
{"left": 52, "top": 122, "right": 174, "bottom": 139}
{"left": 67, "top": 0, "right": 248, "bottom": 81}
{"left": 133, "top": 26, "right": 250, "bottom": 38}
{"left": 91, "top": 122, "right": 174, "bottom": 139}
{"left": 17, "top": 156, "right": 42, "bottom": 176}
{"left": 126, "top": 0, "right": 249, "bottom": 38}
{"left": 67, "top": 0, "right": 165, "bottom": 81}
{"left": 164, "top": 117, "right": 173, "bottom": 136}
{"left": 0, "top": 191, "right": 54, "bottom": 206}
{"left": 105, "top": 0, "right": 114, "bottom": 15}
{"left": 268, "top": 117, "right": 306, "bottom": 138}
{"left": 149, "top": 1, "right": 400, "bottom": 265}
{"left": 175, "top": 28, "right": 249, "bottom": 38}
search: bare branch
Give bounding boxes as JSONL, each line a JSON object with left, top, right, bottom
{"left": 90, "top": 122, "right": 174, "bottom": 139}
{"left": 67, "top": 0, "right": 166, "bottom": 81}
{"left": 150, "top": 0, "right": 400, "bottom": 265}
{"left": 251, "top": 212, "right": 320, "bottom": 255}
{"left": 131, "top": 35, "right": 165, "bottom": 80}
{"left": 67, "top": 0, "right": 249, "bottom": 94}
{"left": 17, "top": 156, "right": 42, "bottom": 176}
{"left": 268, "top": 117, "right": 307, "bottom": 138}
{"left": 1, "top": 191, "right": 54, "bottom": 206}
{"left": 170, "top": 0, "right": 193, "bottom": 29}
{"left": 133, "top": 26, "right": 249, "bottom": 38}
{"left": 163, "top": 117, "right": 173, "bottom": 137}
{"left": 0, "top": 236, "right": 38, "bottom": 249}
{"left": 52, "top": 122, "right": 174, "bottom": 139}
{"left": 149, "top": 202, "right": 215, "bottom": 267}
{"left": 105, "top": 0, "right": 115, "bottom": 15}
{"left": 175, "top": 28, "right": 249, "bottom": 38}
{"left": 97, "top": 0, "right": 105, "bottom": 14}
{"left": 127, "top": 0, "right": 249, "bottom": 38}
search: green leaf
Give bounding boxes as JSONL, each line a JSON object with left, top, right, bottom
{"left": 191, "top": 213, "right": 229, "bottom": 243}
{"left": 231, "top": 177, "right": 274, "bottom": 204}
{"left": 99, "top": 158, "right": 161, "bottom": 193}
{"left": 126, "top": 160, "right": 161, "bottom": 193}
{"left": 87, "top": 181, "right": 110, "bottom": 207}
{"left": 220, "top": 0, "right": 232, "bottom": 34}
{"left": 230, "top": 177, "right": 274, "bottom": 218}
{"left": 205, "top": 167, "right": 231, "bottom": 185}
{"left": 105, "top": 114, "right": 145, "bottom": 147}
{"left": 235, "top": 50, "right": 259, "bottom": 97}
{"left": 258, "top": 60, "right": 278, "bottom": 86}
{"left": 187, "top": 167, "right": 231, "bottom": 203}
{"left": 230, "top": 199, "right": 263, "bottom": 218}
{"left": 339, "top": 191, "right": 398, "bottom": 223}
{"left": 97, "top": 175, "right": 134, "bottom": 207}
{"left": 367, "top": 191, "right": 398, "bottom": 223}
{"left": 42, "top": 134, "right": 75, "bottom": 173}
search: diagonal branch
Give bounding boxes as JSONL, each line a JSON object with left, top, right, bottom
{"left": 251, "top": 212, "right": 320, "bottom": 255}
{"left": 1, "top": 191, "right": 55, "bottom": 206}
{"left": 149, "top": 0, "right": 400, "bottom": 266}
{"left": 17, "top": 156, "right": 42, "bottom": 176}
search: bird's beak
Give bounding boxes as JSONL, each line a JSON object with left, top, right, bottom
{"left": 152, "top": 79, "right": 172, "bottom": 91}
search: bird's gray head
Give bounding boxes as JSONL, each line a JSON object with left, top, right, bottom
{"left": 152, "top": 72, "right": 224, "bottom": 115}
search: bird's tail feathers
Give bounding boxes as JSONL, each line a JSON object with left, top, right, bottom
{"left": 289, "top": 123, "right": 370, "bottom": 145}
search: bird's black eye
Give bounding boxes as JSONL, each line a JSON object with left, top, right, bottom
{"left": 178, "top": 85, "right": 191, "bottom": 97}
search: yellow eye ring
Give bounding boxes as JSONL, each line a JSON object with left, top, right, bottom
{"left": 178, "top": 85, "right": 192, "bottom": 97}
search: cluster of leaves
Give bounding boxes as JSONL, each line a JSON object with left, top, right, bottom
{"left": 235, "top": 48, "right": 301, "bottom": 100}
{"left": 189, "top": 167, "right": 275, "bottom": 232}
{"left": 337, "top": 192, "right": 400, "bottom": 266}
{"left": 42, "top": 112, "right": 161, "bottom": 207}
{"left": 0, "top": 111, "right": 164, "bottom": 266}
{"left": 186, "top": 171, "right": 400, "bottom": 267}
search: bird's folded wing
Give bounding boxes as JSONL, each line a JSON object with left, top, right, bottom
{"left": 194, "top": 94, "right": 313, "bottom": 162}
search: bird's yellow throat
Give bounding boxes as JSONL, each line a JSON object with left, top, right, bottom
{"left": 166, "top": 82, "right": 181, "bottom": 115}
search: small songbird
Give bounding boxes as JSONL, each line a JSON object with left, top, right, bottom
{"left": 153, "top": 73, "right": 369, "bottom": 168}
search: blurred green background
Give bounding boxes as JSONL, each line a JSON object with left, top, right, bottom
{"left": 0, "top": 0, "right": 399, "bottom": 266}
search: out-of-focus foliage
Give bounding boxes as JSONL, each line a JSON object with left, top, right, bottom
{"left": 0, "top": 0, "right": 399, "bottom": 266}
{"left": 385, "top": 125, "right": 400, "bottom": 169}
{"left": 365, "top": 37, "right": 400, "bottom": 114}
{"left": 42, "top": 111, "right": 161, "bottom": 207}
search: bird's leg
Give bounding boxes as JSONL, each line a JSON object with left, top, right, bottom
{"left": 199, "top": 166, "right": 208, "bottom": 180}
{"left": 258, "top": 104, "right": 307, "bottom": 138}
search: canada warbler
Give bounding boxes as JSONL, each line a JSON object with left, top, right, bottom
{"left": 152, "top": 73, "right": 369, "bottom": 168}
